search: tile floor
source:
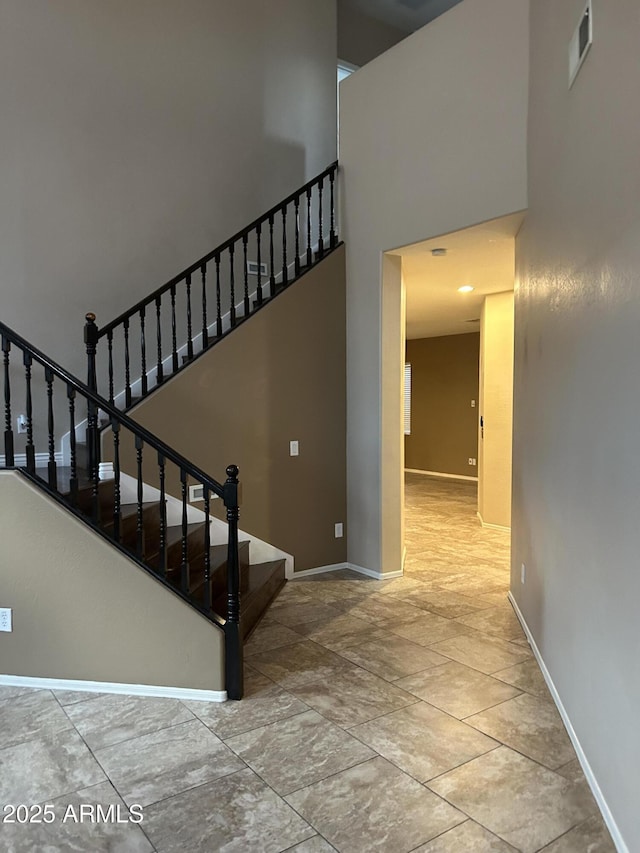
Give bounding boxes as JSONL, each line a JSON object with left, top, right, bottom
{"left": 0, "top": 474, "right": 616, "bottom": 852}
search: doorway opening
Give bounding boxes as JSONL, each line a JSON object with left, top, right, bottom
{"left": 385, "top": 212, "right": 523, "bottom": 590}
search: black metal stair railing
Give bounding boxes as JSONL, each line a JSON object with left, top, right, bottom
{"left": 91, "top": 161, "right": 339, "bottom": 409}
{"left": 0, "top": 319, "right": 244, "bottom": 700}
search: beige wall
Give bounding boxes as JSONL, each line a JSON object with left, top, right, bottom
{"left": 115, "top": 248, "right": 347, "bottom": 572}
{"left": 512, "top": 2, "right": 640, "bottom": 847}
{"left": 339, "top": 0, "right": 528, "bottom": 575}
{"left": 405, "top": 334, "right": 479, "bottom": 477}
{"left": 338, "top": 0, "right": 407, "bottom": 66}
{"left": 478, "top": 294, "right": 513, "bottom": 528}
{"left": 0, "top": 471, "right": 223, "bottom": 691}
{"left": 0, "top": 0, "right": 337, "bottom": 385}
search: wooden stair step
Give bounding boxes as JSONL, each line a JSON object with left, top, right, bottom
{"left": 173, "top": 540, "right": 252, "bottom": 606}
{"left": 212, "top": 559, "right": 286, "bottom": 638}
{"left": 103, "top": 502, "right": 162, "bottom": 553}
{"left": 145, "top": 522, "right": 206, "bottom": 573}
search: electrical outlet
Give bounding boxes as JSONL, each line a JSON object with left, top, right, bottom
{"left": 335, "top": 522, "right": 343, "bottom": 538}
{"left": 0, "top": 608, "right": 13, "bottom": 632}
{"left": 521, "top": 563, "right": 526, "bottom": 584}
{"left": 468, "top": 458, "right": 477, "bottom": 466}
{"left": 290, "top": 440, "right": 299, "bottom": 457}
{"left": 16, "top": 415, "right": 27, "bottom": 434}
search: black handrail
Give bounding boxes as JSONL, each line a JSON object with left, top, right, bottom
{"left": 98, "top": 161, "right": 338, "bottom": 338}
{"left": 1, "top": 318, "right": 244, "bottom": 699}
{"left": 91, "top": 162, "right": 339, "bottom": 411}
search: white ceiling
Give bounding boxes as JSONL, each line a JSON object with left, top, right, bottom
{"left": 350, "top": 0, "right": 464, "bottom": 34}
{"left": 392, "top": 212, "right": 525, "bottom": 340}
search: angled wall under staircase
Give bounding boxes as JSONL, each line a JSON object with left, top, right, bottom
{"left": 0, "top": 470, "right": 225, "bottom": 695}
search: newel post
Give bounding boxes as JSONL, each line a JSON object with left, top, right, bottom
{"left": 223, "top": 463, "right": 243, "bottom": 700}
{"left": 84, "top": 313, "right": 100, "bottom": 489}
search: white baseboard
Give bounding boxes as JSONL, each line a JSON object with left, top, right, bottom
{"left": 288, "top": 561, "right": 403, "bottom": 581}
{"left": 0, "top": 674, "right": 226, "bottom": 704}
{"left": 347, "top": 562, "right": 403, "bottom": 580}
{"left": 508, "top": 594, "right": 628, "bottom": 853}
{"left": 0, "top": 451, "right": 64, "bottom": 468}
{"left": 289, "top": 562, "right": 350, "bottom": 579}
{"left": 477, "top": 511, "right": 510, "bottom": 532}
{"left": 405, "top": 468, "right": 478, "bottom": 482}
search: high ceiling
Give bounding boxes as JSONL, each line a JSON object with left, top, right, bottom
{"left": 392, "top": 212, "right": 525, "bottom": 340}
{"left": 351, "top": 0, "right": 464, "bottom": 34}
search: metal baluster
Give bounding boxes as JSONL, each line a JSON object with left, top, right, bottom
{"left": 24, "top": 351, "right": 35, "bottom": 474}
{"left": 140, "top": 307, "right": 147, "bottom": 396}
{"left": 294, "top": 195, "right": 301, "bottom": 275}
{"left": 2, "top": 336, "right": 13, "bottom": 467}
{"left": 215, "top": 254, "right": 222, "bottom": 338}
{"left": 269, "top": 214, "right": 275, "bottom": 297}
{"left": 201, "top": 263, "right": 209, "bottom": 349}
{"left": 124, "top": 317, "right": 132, "bottom": 408}
{"left": 224, "top": 464, "right": 243, "bottom": 700}
{"left": 112, "top": 419, "right": 121, "bottom": 543}
{"left": 67, "top": 385, "right": 77, "bottom": 506}
{"left": 329, "top": 167, "right": 337, "bottom": 248}
{"left": 180, "top": 468, "right": 190, "bottom": 593}
{"left": 306, "top": 187, "right": 312, "bottom": 267}
{"left": 45, "top": 366, "right": 56, "bottom": 489}
{"left": 157, "top": 452, "right": 167, "bottom": 578}
{"left": 107, "top": 330, "right": 114, "bottom": 404}
{"left": 203, "top": 484, "right": 211, "bottom": 612}
{"left": 318, "top": 177, "right": 324, "bottom": 257}
{"left": 281, "top": 204, "right": 288, "bottom": 286}
{"left": 155, "top": 295, "right": 164, "bottom": 385}
{"left": 186, "top": 273, "right": 193, "bottom": 360}
{"left": 135, "top": 435, "right": 144, "bottom": 558}
{"left": 242, "top": 235, "right": 249, "bottom": 317}
{"left": 171, "top": 284, "right": 178, "bottom": 372}
{"left": 229, "top": 243, "right": 236, "bottom": 328}
{"left": 256, "top": 223, "right": 263, "bottom": 306}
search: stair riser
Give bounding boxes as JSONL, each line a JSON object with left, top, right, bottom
{"left": 75, "top": 481, "right": 116, "bottom": 516}
{"left": 177, "top": 541, "right": 252, "bottom": 605}
{"left": 104, "top": 506, "right": 161, "bottom": 555}
{"left": 212, "top": 562, "right": 285, "bottom": 634}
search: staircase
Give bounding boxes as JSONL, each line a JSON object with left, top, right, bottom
{"left": 90, "top": 162, "right": 339, "bottom": 413}
{"left": 47, "top": 465, "right": 286, "bottom": 639}
{"left": 1, "top": 162, "right": 340, "bottom": 700}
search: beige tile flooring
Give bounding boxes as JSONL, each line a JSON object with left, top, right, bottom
{"left": 0, "top": 474, "right": 616, "bottom": 852}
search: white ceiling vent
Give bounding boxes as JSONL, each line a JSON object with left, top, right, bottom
{"left": 569, "top": 0, "right": 593, "bottom": 89}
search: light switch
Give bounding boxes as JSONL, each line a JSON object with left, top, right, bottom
{"left": 290, "top": 440, "right": 299, "bottom": 457}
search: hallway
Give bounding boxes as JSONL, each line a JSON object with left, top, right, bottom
{"left": 0, "top": 476, "right": 615, "bottom": 851}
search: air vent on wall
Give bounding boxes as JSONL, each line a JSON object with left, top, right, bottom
{"left": 569, "top": 0, "right": 592, "bottom": 88}
{"left": 247, "top": 261, "right": 268, "bottom": 277}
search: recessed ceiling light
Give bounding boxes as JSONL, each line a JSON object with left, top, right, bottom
{"left": 458, "top": 285, "right": 474, "bottom": 293}
{"left": 431, "top": 248, "right": 447, "bottom": 257}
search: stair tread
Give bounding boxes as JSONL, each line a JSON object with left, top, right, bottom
{"left": 103, "top": 501, "right": 159, "bottom": 524}
{"left": 178, "top": 540, "right": 251, "bottom": 592}
{"left": 213, "top": 560, "right": 285, "bottom": 604}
